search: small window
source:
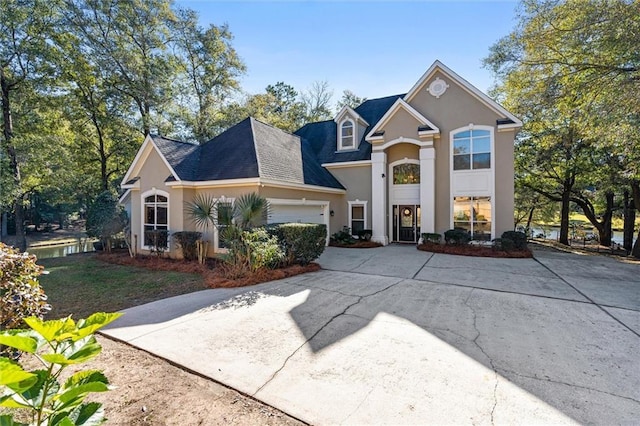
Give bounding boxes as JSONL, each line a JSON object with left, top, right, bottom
{"left": 453, "top": 129, "right": 491, "bottom": 170}
{"left": 340, "top": 120, "right": 354, "bottom": 150}
{"left": 393, "top": 163, "right": 420, "bottom": 184}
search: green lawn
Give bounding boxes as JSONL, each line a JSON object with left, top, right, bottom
{"left": 39, "top": 254, "right": 206, "bottom": 319}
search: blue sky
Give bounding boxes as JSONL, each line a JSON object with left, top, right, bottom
{"left": 178, "top": 1, "right": 520, "bottom": 104}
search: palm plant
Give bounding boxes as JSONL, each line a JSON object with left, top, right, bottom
{"left": 184, "top": 194, "right": 218, "bottom": 263}
{"left": 233, "top": 192, "right": 270, "bottom": 230}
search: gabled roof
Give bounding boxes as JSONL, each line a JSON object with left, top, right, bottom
{"left": 334, "top": 105, "right": 369, "bottom": 126}
{"left": 131, "top": 118, "right": 344, "bottom": 190}
{"left": 365, "top": 98, "right": 440, "bottom": 141}
{"left": 295, "top": 94, "right": 404, "bottom": 164}
{"left": 404, "top": 60, "right": 523, "bottom": 127}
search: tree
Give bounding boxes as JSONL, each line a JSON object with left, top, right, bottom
{"left": 301, "top": 80, "right": 333, "bottom": 122}
{"left": 172, "top": 9, "right": 246, "bottom": 143}
{"left": 1, "top": 0, "right": 62, "bottom": 250}
{"left": 336, "top": 89, "right": 366, "bottom": 110}
{"left": 485, "top": 0, "right": 640, "bottom": 249}
{"left": 86, "top": 191, "right": 127, "bottom": 251}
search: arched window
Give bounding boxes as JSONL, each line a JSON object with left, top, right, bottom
{"left": 453, "top": 129, "right": 491, "bottom": 170}
{"left": 393, "top": 163, "right": 420, "bottom": 184}
{"left": 340, "top": 120, "right": 354, "bottom": 150}
{"left": 143, "top": 191, "right": 169, "bottom": 248}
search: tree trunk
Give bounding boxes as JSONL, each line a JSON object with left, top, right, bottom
{"left": 597, "top": 192, "right": 614, "bottom": 247}
{"left": 559, "top": 188, "right": 571, "bottom": 245}
{"left": 1, "top": 67, "right": 27, "bottom": 251}
{"left": 631, "top": 182, "right": 640, "bottom": 259}
{"left": 623, "top": 190, "right": 635, "bottom": 253}
{"left": 526, "top": 206, "right": 535, "bottom": 234}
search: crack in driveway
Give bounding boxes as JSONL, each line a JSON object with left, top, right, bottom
{"left": 464, "top": 289, "right": 499, "bottom": 425}
{"left": 253, "top": 278, "right": 405, "bottom": 397}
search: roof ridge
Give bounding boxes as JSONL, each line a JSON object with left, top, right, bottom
{"left": 151, "top": 134, "right": 199, "bottom": 146}
{"left": 250, "top": 116, "right": 301, "bottom": 139}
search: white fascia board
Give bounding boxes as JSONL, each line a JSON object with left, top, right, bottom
{"left": 260, "top": 178, "right": 346, "bottom": 194}
{"left": 404, "top": 60, "right": 523, "bottom": 127}
{"left": 334, "top": 105, "right": 369, "bottom": 126}
{"left": 497, "top": 123, "right": 522, "bottom": 132}
{"left": 120, "top": 135, "right": 153, "bottom": 187}
{"left": 267, "top": 198, "right": 329, "bottom": 206}
{"left": 365, "top": 98, "right": 440, "bottom": 141}
{"left": 121, "top": 134, "right": 181, "bottom": 187}
{"left": 118, "top": 189, "right": 132, "bottom": 204}
{"left": 321, "top": 160, "right": 372, "bottom": 169}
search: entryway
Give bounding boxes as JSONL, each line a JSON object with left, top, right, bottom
{"left": 392, "top": 204, "right": 421, "bottom": 243}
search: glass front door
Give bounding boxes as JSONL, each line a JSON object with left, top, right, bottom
{"left": 393, "top": 205, "right": 421, "bottom": 243}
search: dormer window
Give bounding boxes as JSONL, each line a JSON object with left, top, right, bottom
{"left": 340, "top": 119, "right": 355, "bottom": 150}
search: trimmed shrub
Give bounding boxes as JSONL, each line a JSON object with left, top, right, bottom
{"left": 492, "top": 237, "right": 515, "bottom": 252}
{"left": 0, "top": 242, "right": 51, "bottom": 358}
{"left": 242, "top": 228, "right": 285, "bottom": 271}
{"left": 501, "top": 231, "right": 528, "bottom": 250}
{"left": 330, "top": 226, "right": 355, "bottom": 245}
{"left": 173, "top": 231, "right": 202, "bottom": 261}
{"left": 356, "top": 229, "right": 373, "bottom": 241}
{"left": 444, "top": 229, "right": 471, "bottom": 245}
{"left": 269, "top": 223, "right": 327, "bottom": 265}
{"left": 421, "top": 232, "right": 442, "bottom": 244}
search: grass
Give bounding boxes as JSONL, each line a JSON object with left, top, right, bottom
{"left": 39, "top": 254, "right": 207, "bottom": 318}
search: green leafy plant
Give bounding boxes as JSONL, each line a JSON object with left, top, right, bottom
{"left": 421, "top": 233, "right": 442, "bottom": 244}
{"left": 444, "top": 229, "right": 471, "bottom": 245}
{"left": 172, "top": 231, "right": 202, "bottom": 261}
{"left": 500, "top": 231, "right": 528, "bottom": 250}
{"left": 0, "top": 312, "right": 122, "bottom": 425}
{"left": 0, "top": 243, "right": 50, "bottom": 359}
{"left": 223, "top": 228, "right": 284, "bottom": 275}
{"left": 330, "top": 226, "right": 355, "bottom": 245}
{"left": 271, "top": 223, "right": 327, "bottom": 265}
{"left": 356, "top": 229, "right": 372, "bottom": 241}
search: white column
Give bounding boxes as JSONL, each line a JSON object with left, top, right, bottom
{"left": 420, "top": 146, "right": 436, "bottom": 235}
{"left": 371, "top": 151, "right": 388, "bottom": 245}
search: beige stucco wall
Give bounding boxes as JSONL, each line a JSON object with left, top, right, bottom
{"left": 258, "top": 186, "right": 346, "bottom": 235}
{"left": 494, "top": 131, "right": 515, "bottom": 235}
{"left": 371, "top": 68, "right": 516, "bottom": 239}
{"left": 378, "top": 108, "right": 422, "bottom": 142}
{"left": 326, "top": 166, "right": 372, "bottom": 232}
{"left": 386, "top": 143, "right": 420, "bottom": 165}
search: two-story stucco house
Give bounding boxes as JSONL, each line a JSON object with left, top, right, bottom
{"left": 120, "top": 60, "right": 521, "bottom": 256}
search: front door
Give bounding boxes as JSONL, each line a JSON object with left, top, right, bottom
{"left": 393, "top": 205, "right": 421, "bottom": 243}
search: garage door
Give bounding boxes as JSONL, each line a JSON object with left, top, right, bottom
{"left": 269, "top": 204, "right": 327, "bottom": 225}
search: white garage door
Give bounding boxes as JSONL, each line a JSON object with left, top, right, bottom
{"left": 269, "top": 204, "right": 326, "bottom": 225}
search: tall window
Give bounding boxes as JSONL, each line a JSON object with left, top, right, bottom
{"left": 453, "top": 129, "right": 491, "bottom": 170}
{"left": 453, "top": 196, "right": 491, "bottom": 240}
{"left": 216, "top": 201, "right": 233, "bottom": 249}
{"left": 348, "top": 201, "right": 368, "bottom": 235}
{"left": 393, "top": 163, "right": 420, "bottom": 184}
{"left": 143, "top": 193, "right": 168, "bottom": 248}
{"left": 340, "top": 120, "right": 354, "bottom": 150}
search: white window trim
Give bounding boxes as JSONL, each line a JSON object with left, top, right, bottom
{"left": 213, "top": 197, "right": 234, "bottom": 252}
{"left": 141, "top": 189, "right": 170, "bottom": 250}
{"left": 348, "top": 200, "right": 368, "bottom": 235}
{"left": 338, "top": 118, "right": 356, "bottom": 151}
{"left": 451, "top": 124, "right": 494, "bottom": 171}
{"left": 449, "top": 124, "right": 496, "bottom": 239}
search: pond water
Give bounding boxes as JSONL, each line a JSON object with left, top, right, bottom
{"left": 530, "top": 227, "right": 630, "bottom": 245}
{"left": 28, "top": 240, "right": 95, "bottom": 259}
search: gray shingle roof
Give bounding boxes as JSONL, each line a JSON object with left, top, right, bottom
{"left": 151, "top": 117, "right": 344, "bottom": 190}
{"left": 294, "top": 94, "right": 404, "bottom": 164}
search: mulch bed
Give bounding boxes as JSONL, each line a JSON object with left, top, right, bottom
{"left": 417, "top": 242, "right": 533, "bottom": 258}
{"left": 329, "top": 241, "right": 383, "bottom": 248}
{"left": 97, "top": 252, "right": 321, "bottom": 288}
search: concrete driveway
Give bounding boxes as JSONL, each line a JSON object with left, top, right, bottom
{"left": 103, "top": 245, "right": 640, "bottom": 425}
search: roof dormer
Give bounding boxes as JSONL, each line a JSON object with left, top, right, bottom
{"left": 334, "top": 106, "right": 369, "bottom": 152}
